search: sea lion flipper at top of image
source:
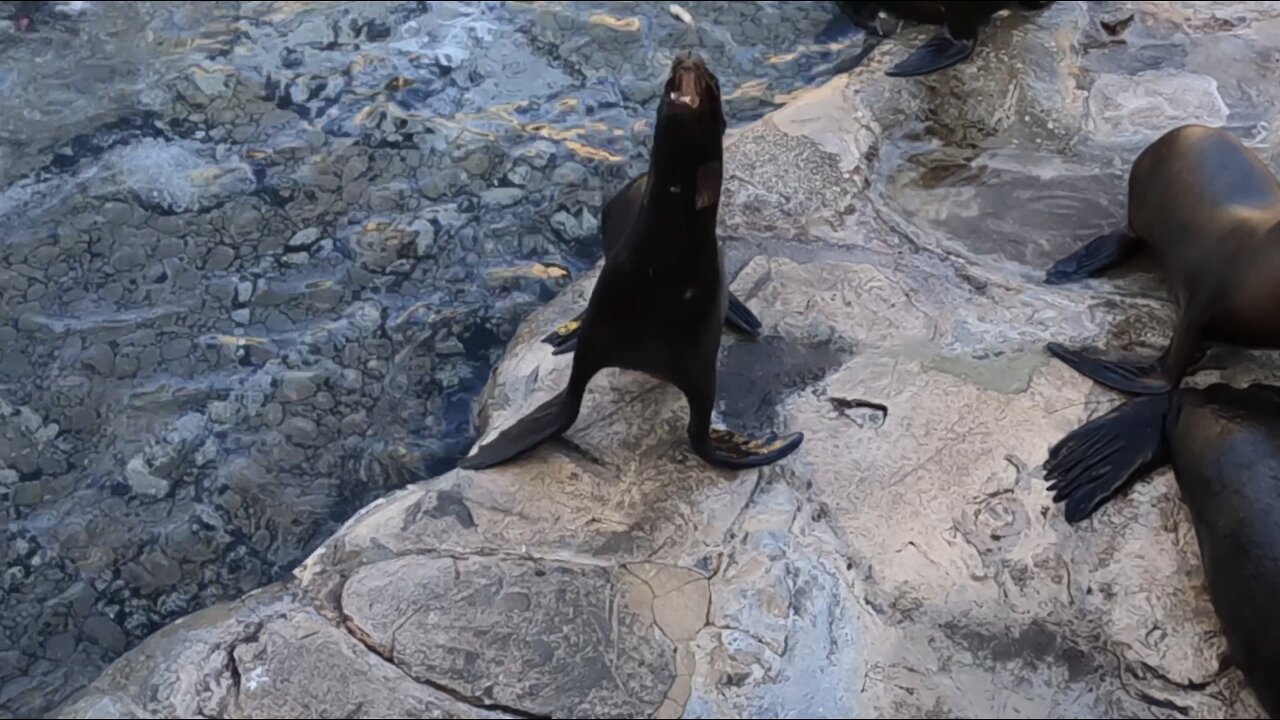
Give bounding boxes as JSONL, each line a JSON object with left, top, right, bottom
{"left": 1043, "top": 393, "right": 1172, "bottom": 524}
{"left": 883, "top": 26, "right": 979, "bottom": 77}
{"left": 839, "top": 1, "right": 1057, "bottom": 78}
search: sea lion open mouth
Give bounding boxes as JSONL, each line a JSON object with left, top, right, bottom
{"left": 669, "top": 91, "right": 699, "bottom": 108}
{"left": 669, "top": 66, "right": 701, "bottom": 108}
{"left": 664, "top": 52, "right": 719, "bottom": 113}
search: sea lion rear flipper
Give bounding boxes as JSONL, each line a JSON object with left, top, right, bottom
{"left": 1045, "top": 342, "right": 1172, "bottom": 395}
{"left": 705, "top": 428, "right": 805, "bottom": 468}
{"left": 1045, "top": 228, "right": 1141, "bottom": 285}
{"left": 726, "top": 292, "right": 763, "bottom": 337}
{"left": 885, "top": 27, "right": 977, "bottom": 78}
{"left": 457, "top": 388, "right": 580, "bottom": 470}
{"left": 1044, "top": 393, "right": 1172, "bottom": 523}
{"left": 679, "top": 368, "right": 803, "bottom": 469}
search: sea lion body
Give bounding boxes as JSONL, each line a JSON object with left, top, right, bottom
{"left": 459, "top": 54, "right": 803, "bottom": 472}
{"left": 837, "top": 1, "right": 1055, "bottom": 77}
{"left": 540, "top": 170, "right": 762, "bottom": 356}
{"left": 1044, "top": 383, "right": 1280, "bottom": 716}
{"left": 1170, "top": 386, "right": 1280, "bottom": 717}
{"left": 1045, "top": 125, "right": 1280, "bottom": 394}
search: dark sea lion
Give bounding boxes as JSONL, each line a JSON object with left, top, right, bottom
{"left": 1043, "top": 383, "right": 1280, "bottom": 716}
{"left": 836, "top": 1, "right": 1055, "bottom": 77}
{"left": 1044, "top": 124, "right": 1280, "bottom": 395}
{"left": 458, "top": 53, "right": 804, "bottom": 471}
{"left": 539, "top": 169, "right": 762, "bottom": 357}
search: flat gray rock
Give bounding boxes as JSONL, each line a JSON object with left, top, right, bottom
{"left": 52, "top": 2, "right": 1280, "bottom": 718}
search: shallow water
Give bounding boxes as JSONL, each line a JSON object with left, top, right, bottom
{"left": 0, "top": 1, "right": 874, "bottom": 714}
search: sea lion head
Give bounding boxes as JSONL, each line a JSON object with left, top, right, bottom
{"left": 656, "top": 52, "right": 726, "bottom": 153}
{"left": 654, "top": 52, "right": 725, "bottom": 209}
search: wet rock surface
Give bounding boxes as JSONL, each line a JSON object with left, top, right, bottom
{"left": 0, "top": 2, "right": 869, "bottom": 716}
{"left": 47, "top": 2, "right": 1280, "bottom": 717}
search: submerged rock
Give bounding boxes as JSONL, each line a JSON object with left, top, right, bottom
{"left": 47, "top": 1, "right": 1280, "bottom": 718}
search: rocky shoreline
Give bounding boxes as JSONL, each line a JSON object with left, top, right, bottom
{"left": 0, "top": 3, "right": 857, "bottom": 716}
{"left": 46, "top": 2, "right": 1280, "bottom": 717}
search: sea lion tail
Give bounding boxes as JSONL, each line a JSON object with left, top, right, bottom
{"left": 457, "top": 389, "right": 576, "bottom": 470}
{"left": 1044, "top": 394, "right": 1171, "bottom": 523}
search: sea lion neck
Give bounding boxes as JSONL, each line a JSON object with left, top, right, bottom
{"left": 644, "top": 122, "right": 722, "bottom": 218}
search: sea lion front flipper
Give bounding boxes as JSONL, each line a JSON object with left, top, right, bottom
{"left": 1044, "top": 227, "right": 1141, "bottom": 285}
{"left": 884, "top": 27, "right": 977, "bottom": 78}
{"left": 1043, "top": 393, "right": 1171, "bottom": 523}
{"left": 726, "top": 292, "right": 763, "bottom": 337}
{"left": 541, "top": 313, "right": 585, "bottom": 355}
{"left": 695, "top": 160, "right": 723, "bottom": 211}
{"left": 1045, "top": 342, "right": 1170, "bottom": 394}
{"left": 705, "top": 428, "right": 805, "bottom": 468}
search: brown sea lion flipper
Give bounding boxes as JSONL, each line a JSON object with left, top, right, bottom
{"left": 885, "top": 26, "right": 977, "bottom": 78}
{"left": 1045, "top": 227, "right": 1142, "bottom": 285}
{"left": 726, "top": 292, "right": 763, "bottom": 337}
{"left": 1044, "top": 393, "right": 1171, "bottom": 523}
